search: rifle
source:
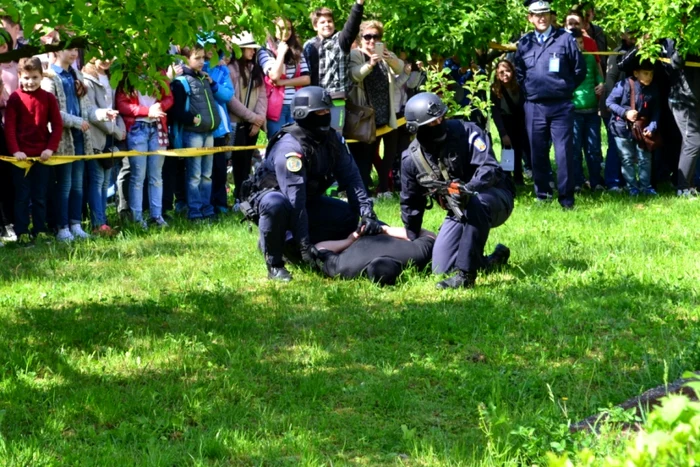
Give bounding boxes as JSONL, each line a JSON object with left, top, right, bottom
{"left": 419, "top": 178, "right": 477, "bottom": 220}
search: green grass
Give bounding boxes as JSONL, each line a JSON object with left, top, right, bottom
{"left": 0, "top": 190, "right": 699, "bottom": 465}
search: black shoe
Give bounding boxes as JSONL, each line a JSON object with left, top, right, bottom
{"left": 436, "top": 271, "right": 476, "bottom": 290}
{"left": 485, "top": 244, "right": 510, "bottom": 272}
{"left": 267, "top": 265, "right": 292, "bottom": 282}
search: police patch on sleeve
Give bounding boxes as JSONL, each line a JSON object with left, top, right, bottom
{"left": 285, "top": 152, "right": 303, "bottom": 172}
{"left": 474, "top": 137, "right": 487, "bottom": 152}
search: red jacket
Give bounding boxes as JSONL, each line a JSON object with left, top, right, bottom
{"left": 116, "top": 80, "right": 174, "bottom": 135}
{"left": 4, "top": 88, "right": 63, "bottom": 157}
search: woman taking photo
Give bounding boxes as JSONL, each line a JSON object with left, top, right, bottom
{"left": 257, "top": 17, "right": 310, "bottom": 137}
{"left": 348, "top": 20, "right": 404, "bottom": 194}
{"left": 228, "top": 32, "right": 268, "bottom": 206}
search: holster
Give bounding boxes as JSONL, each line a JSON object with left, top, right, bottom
{"left": 239, "top": 172, "right": 279, "bottom": 224}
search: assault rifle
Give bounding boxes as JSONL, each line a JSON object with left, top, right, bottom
{"left": 419, "top": 178, "right": 477, "bottom": 220}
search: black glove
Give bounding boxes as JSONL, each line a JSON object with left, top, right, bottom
{"left": 356, "top": 214, "right": 383, "bottom": 236}
{"left": 299, "top": 240, "right": 321, "bottom": 269}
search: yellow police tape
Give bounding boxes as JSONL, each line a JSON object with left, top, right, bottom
{"left": 0, "top": 118, "right": 407, "bottom": 171}
{"left": 488, "top": 42, "right": 700, "bottom": 67}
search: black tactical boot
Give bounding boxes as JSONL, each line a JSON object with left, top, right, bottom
{"left": 436, "top": 271, "right": 477, "bottom": 290}
{"left": 485, "top": 244, "right": 511, "bottom": 272}
{"left": 267, "top": 265, "right": 293, "bottom": 282}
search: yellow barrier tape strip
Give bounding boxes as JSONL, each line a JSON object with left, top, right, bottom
{"left": 488, "top": 41, "right": 700, "bottom": 67}
{"left": 0, "top": 118, "right": 408, "bottom": 171}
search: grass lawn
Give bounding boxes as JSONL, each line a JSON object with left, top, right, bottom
{"left": 0, "top": 187, "right": 699, "bottom": 465}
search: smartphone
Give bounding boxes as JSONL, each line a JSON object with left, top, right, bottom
{"left": 374, "top": 41, "right": 385, "bottom": 57}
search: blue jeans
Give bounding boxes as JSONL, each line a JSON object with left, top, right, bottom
{"left": 266, "top": 104, "right": 294, "bottom": 138}
{"left": 127, "top": 122, "right": 165, "bottom": 221}
{"left": 604, "top": 116, "right": 623, "bottom": 188}
{"left": 572, "top": 112, "right": 603, "bottom": 187}
{"left": 87, "top": 159, "right": 111, "bottom": 227}
{"left": 183, "top": 131, "right": 215, "bottom": 219}
{"left": 615, "top": 137, "right": 652, "bottom": 190}
{"left": 55, "top": 136, "right": 85, "bottom": 228}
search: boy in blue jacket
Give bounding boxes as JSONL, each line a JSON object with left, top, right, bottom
{"left": 204, "top": 49, "right": 235, "bottom": 214}
{"left": 606, "top": 59, "right": 659, "bottom": 196}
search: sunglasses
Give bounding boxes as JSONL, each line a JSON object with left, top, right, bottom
{"left": 362, "top": 34, "right": 381, "bottom": 41}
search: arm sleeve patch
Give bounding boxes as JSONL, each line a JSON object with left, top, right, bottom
{"left": 285, "top": 152, "right": 304, "bottom": 172}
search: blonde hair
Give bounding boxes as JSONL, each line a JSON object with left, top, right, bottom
{"left": 359, "top": 20, "right": 384, "bottom": 38}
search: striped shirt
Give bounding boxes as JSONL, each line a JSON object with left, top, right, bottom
{"left": 258, "top": 48, "right": 309, "bottom": 105}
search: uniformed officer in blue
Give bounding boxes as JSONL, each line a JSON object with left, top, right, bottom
{"left": 247, "top": 86, "right": 380, "bottom": 281}
{"left": 514, "top": 0, "right": 586, "bottom": 208}
{"left": 400, "top": 93, "right": 515, "bottom": 289}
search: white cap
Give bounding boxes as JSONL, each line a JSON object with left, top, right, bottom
{"left": 528, "top": 0, "right": 551, "bottom": 13}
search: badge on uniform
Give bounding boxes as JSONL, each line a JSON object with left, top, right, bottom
{"left": 549, "top": 54, "right": 560, "bottom": 73}
{"left": 285, "top": 152, "right": 303, "bottom": 172}
{"left": 474, "top": 137, "right": 487, "bottom": 152}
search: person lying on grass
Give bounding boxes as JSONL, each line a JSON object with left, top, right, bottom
{"left": 313, "top": 226, "right": 435, "bottom": 285}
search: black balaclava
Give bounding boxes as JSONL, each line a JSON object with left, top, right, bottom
{"left": 417, "top": 119, "right": 448, "bottom": 147}
{"left": 297, "top": 112, "right": 332, "bottom": 136}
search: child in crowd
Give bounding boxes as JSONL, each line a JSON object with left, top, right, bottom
{"left": 170, "top": 44, "right": 221, "bottom": 221}
{"left": 0, "top": 28, "right": 18, "bottom": 242}
{"left": 606, "top": 58, "right": 660, "bottom": 196}
{"left": 571, "top": 28, "right": 604, "bottom": 191}
{"left": 258, "top": 17, "right": 310, "bottom": 137}
{"left": 83, "top": 58, "right": 125, "bottom": 235}
{"left": 202, "top": 39, "right": 235, "bottom": 215}
{"left": 43, "top": 48, "right": 117, "bottom": 241}
{"left": 4, "top": 57, "right": 63, "bottom": 246}
{"left": 227, "top": 32, "right": 267, "bottom": 206}
{"left": 115, "top": 71, "right": 173, "bottom": 228}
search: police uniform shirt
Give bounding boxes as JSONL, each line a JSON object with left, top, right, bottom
{"left": 400, "top": 120, "right": 514, "bottom": 240}
{"left": 514, "top": 27, "right": 587, "bottom": 102}
{"left": 320, "top": 235, "right": 435, "bottom": 279}
{"left": 263, "top": 131, "right": 373, "bottom": 242}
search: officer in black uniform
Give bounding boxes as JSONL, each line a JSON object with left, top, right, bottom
{"left": 400, "top": 93, "right": 516, "bottom": 289}
{"left": 244, "top": 86, "right": 381, "bottom": 281}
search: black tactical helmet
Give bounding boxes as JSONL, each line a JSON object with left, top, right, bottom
{"left": 291, "top": 86, "right": 334, "bottom": 120}
{"left": 404, "top": 92, "right": 448, "bottom": 134}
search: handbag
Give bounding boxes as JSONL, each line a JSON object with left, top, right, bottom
{"left": 263, "top": 51, "right": 301, "bottom": 122}
{"left": 344, "top": 55, "right": 377, "bottom": 144}
{"left": 628, "top": 78, "right": 663, "bottom": 152}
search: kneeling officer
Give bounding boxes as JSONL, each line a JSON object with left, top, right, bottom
{"left": 400, "top": 92, "right": 516, "bottom": 289}
{"left": 241, "top": 86, "right": 380, "bottom": 281}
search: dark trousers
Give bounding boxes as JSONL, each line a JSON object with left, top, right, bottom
{"left": 432, "top": 187, "right": 514, "bottom": 274}
{"left": 0, "top": 160, "right": 15, "bottom": 226}
{"left": 349, "top": 140, "right": 379, "bottom": 193}
{"left": 258, "top": 192, "right": 358, "bottom": 266}
{"left": 604, "top": 115, "right": 623, "bottom": 188}
{"left": 376, "top": 129, "right": 399, "bottom": 193}
{"left": 671, "top": 102, "right": 700, "bottom": 190}
{"left": 12, "top": 164, "right": 50, "bottom": 236}
{"left": 231, "top": 123, "right": 254, "bottom": 201}
{"left": 524, "top": 100, "right": 575, "bottom": 207}
{"left": 211, "top": 135, "right": 230, "bottom": 209}
{"left": 502, "top": 114, "right": 530, "bottom": 184}
{"left": 162, "top": 157, "right": 186, "bottom": 212}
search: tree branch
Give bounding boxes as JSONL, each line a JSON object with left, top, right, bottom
{"left": 0, "top": 37, "right": 89, "bottom": 63}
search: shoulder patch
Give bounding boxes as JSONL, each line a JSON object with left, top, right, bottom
{"left": 285, "top": 152, "right": 303, "bottom": 172}
{"left": 474, "top": 137, "right": 487, "bottom": 152}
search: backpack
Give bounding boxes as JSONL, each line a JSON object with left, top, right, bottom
{"left": 169, "top": 76, "right": 191, "bottom": 149}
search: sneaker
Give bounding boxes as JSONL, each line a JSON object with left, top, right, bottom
{"left": 267, "top": 265, "right": 293, "bottom": 282}
{"left": 1, "top": 224, "right": 17, "bottom": 242}
{"left": 594, "top": 184, "right": 606, "bottom": 192}
{"left": 232, "top": 202, "right": 241, "bottom": 213}
{"left": 574, "top": 185, "right": 582, "bottom": 193}
{"left": 629, "top": 188, "right": 640, "bottom": 197}
{"left": 70, "top": 223, "right": 90, "bottom": 239}
{"left": 56, "top": 228, "right": 74, "bottom": 242}
{"left": 376, "top": 192, "right": 393, "bottom": 200}
{"left": 677, "top": 188, "right": 699, "bottom": 198}
{"left": 535, "top": 194, "right": 553, "bottom": 203}
{"left": 642, "top": 188, "right": 658, "bottom": 196}
{"left": 134, "top": 219, "right": 148, "bottom": 230}
{"left": 436, "top": 271, "right": 477, "bottom": 290}
{"left": 150, "top": 216, "right": 168, "bottom": 228}
{"left": 16, "top": 233, "right": 34, "bottom": 248}
{"left": 93, "top": 225, "right": 116, "bottom": 237}
{"left": 35, "top": 232, "right": 53, "bottom": 244}
{"left": 608, "top": 186, "right": 623, "bottom": 193}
